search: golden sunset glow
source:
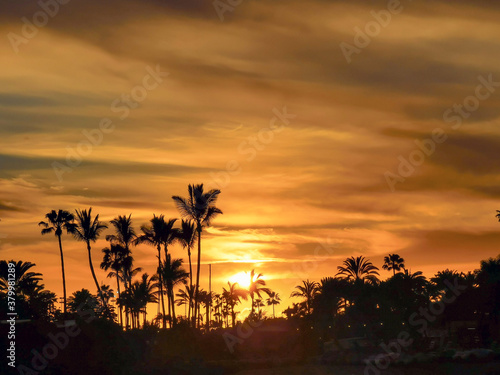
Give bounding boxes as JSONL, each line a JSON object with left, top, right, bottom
{"left": 1, "top": 0, "right": 500, "bottom": 324}
{"left": 229, "top": 271, "right": 251, "bottom": 289}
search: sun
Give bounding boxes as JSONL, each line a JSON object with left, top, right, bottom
{"left": 229, "top": 271, "right": 251, "bottom": 289}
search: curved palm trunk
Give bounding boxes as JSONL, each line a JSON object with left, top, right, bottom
{"left": 116, "top": 274, "right": 123, "bottom": 327}
{"left": 194, "top": 226, "right": 202, "bottom": 328}
{"left": 57, "top": 234, "right": 67, "bottom": 315}
{"left": 87, "top": 242, "right": 107, "bottom": 310}
{"left": 157, "top": 246, "right": 166, "bottom": 329}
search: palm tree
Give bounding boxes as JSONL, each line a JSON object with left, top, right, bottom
{"left": 290, "top": 280, "right": 319, "bottom": 315}
{"left": 336, "top": 256, "right": 380, "bottom": 284}
{"left": 136, "top": 215, "right": 176, "bottom": 329}
{"left": 0, "top": 260, "right": 43, "bottom": 297}
{"left": 176, "top": 220, "right": 196, "bottom": 295}
{"left": 134, "top": 273, "right": 158, "bottom": 327}
{"left": 104, "top": 215, "right": 138, "bottom": 328}
{"left": 222, "top": 281, "right": 248, "bottom": 327}
{"left": 382, "top": 254, "right": 405, "bottom": 276}
{"left": 101, "top": 244, "right": 128, "bottom": 327}
{"left": 68, "top": 288, "right": 98, "bottom": 315}
{"left": 176, "top": 284, "right": 196, "bottom": 319}
{"left": 172, "top": 184, "right": 222, "bottom": 328}
{"left": 73, "top": 208, "right": 109, "bottom": 310}
{"left": 198, "top": 289, "right": 214, "bottom": 330}
{"left": 266, "top": 291, "right": 281, "bottom": 318}
{"left": 38, "top": 209, "right": 76, "bottom": 314}
{"left": 248, "top": 269, "right": 271, "bottom": 315}
{"left": 106, "top": 215, "right": 136, "bottom": 251}
{"left": 160, "top": 254, "right": 188, "bottom": 326}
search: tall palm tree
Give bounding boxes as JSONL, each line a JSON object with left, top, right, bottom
{"left": 290, "top": 280, "right": 319, "bottom": 315}
{"left": 222, "top": 281, "right": 248, "bottom": 327}
{"left": 38, "top": 209, "right": 76, "bottom": 314}
{"left": 136, "top": 215, "right": 176, "bottom": 329}
{"left": 104, "top": 214, "right": 138, "bottom": 328}
{"left": 172, "top": 184, "right": 222, "bottom": 328}
{"left": 382, "top": 254, "right": 405, "bottom": 276}
{"left": 176, "top": 220, "right": 196, "bottom": 293}
{"left": 266, "top": 291, "right": 281, "bottom": 318}
{"left": 336, "top": 256, "right": 380, "bottom": 284}
{"left": 106, "top": 215, "right": 136, "bottom": 252}
{"left": 101, "top": 244, "right": 128, "bottom": 327}
{"left": 160, "top": 254, "right": 188, "bottom": 326}
{"left": 248, "top": 269, "right": 271, "bottom": 315}
{"left": 73, "top": 208, "right": 109, "bottom": 310}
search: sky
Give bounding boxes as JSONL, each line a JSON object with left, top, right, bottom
{"left": 1, "top": 0, "right": 500, "bottom": 319}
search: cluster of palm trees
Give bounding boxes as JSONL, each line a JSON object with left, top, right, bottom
{"left": 284, "top": 253, "right": 500, "bottom": 345}
{"left": 38, "top": 184, "right": 222, "bottom": 329}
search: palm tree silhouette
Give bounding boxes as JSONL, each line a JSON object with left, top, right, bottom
{"left": 336, "top": 256, "right": 380, "bottom": 284}
{"left": 38, "top": 209, "right": 76, "bottom": 315}
{"left": 266, "top": 291, "right": 281, "bottom": 318}
{"left": 68, "top": 288, "right": 98, "bottom": 314}
{"left": 198, "top": 289, "right": 214, "bottom": 330}
{"left": 290, "top": 280, "right": 319, "bottom": 315}
{"left": 177, "top": 220, "right": 196, "bottom": 299}
{"left": 101, "top": 244, "right": 128, "bottom": 327}
{"left": 104, "top": 215, "right": 138, "bottom": 328}
{"left": 0, "top": 260, "right": 43, "bottom": 297}
{"left": 172, "top": 184, "right": 222, "bottom": 328}
{"left": 248, "top": 269, "right": 271, "bottom": 315}
{"left": 106, "top": 215, "right": 136, "bottom": 251}
{"left": 222, "top": 281, "right": 248, "bottom": 327}
{"left": 136, "top": 215, "right": 176, "bottom": 329}
{"left": 73, "top": 208, "right": 109, "bottom": 310}
{"left": 160, "top": 254, "right": 188, "bottom": 326}
{"left": 176, "top": 284, "right": 196, "bottom": 322}
{"left": 382, "top": 254, "right": 405, "bottom": 276}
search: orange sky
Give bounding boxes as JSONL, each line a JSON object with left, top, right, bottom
{"left": 1, "top": 0, "right": 500, "bottom": 320}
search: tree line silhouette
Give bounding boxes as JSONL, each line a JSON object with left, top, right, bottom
{"left": 0, "top": 186, "right": 499, "bottom": 350}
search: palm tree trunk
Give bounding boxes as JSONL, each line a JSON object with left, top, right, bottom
{"left": 157, "top": 247, "right": 166, "bottom": 329}
{"left": 170, "top": 289, "right": 176, "bottom": 326}
{"left": 87, "top": 242, "right": 107, "bottom": 310}
{"left": 57, "top": 234, "right": 67, "bottom": 315}
{"left": 167, "top": 285, "right": 172, "bottom": 327}
{"left": 195, "top": 226, "right": 202, "bottom": 329}
{"left": 273, "top": 304, "right": 275, "bottom": 318}
{"left": 188, "top": 249, "right": 193, "bottom": 325}
{"left": 116, "top": 274, "right": 123, "bottom": 328}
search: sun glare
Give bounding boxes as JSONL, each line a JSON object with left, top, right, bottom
{"left": 229, "top": 271, "right": 251, "bottom": 289}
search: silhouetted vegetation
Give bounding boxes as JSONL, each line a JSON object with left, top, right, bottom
{"left": 1, "top": 188, "right": 499, "bottom": 374}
